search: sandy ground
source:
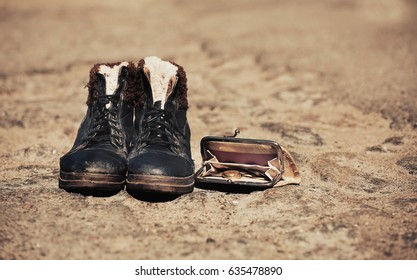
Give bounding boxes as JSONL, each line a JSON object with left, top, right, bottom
{"left": 0, "top": 0, "right": 416, "bottom": 259}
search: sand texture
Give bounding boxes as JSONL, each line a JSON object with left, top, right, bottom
{"left": 0, "top": 0, "right": 416, "bottom": 259}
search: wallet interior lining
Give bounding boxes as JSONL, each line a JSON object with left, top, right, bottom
{"left": 201, "top": 145, "right": 282, "bottom": 183}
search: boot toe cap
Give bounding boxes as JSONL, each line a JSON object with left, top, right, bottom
{"left": 60, "top": 149, "right": 127, "bottom": 175}
{"left": 128, "top": 152, "right": 194, "bottom": 177}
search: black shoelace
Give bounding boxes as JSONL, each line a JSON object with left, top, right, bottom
{"left": 140, "top": 108, "right": 179, "bottom": 149}
{"left": 87, "top": 95, "right": 124, "bottom": 147}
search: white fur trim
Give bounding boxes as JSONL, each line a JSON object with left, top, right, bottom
{"left": 98, "top": 62, "right": 129, "bottom": 96}
{"left": 144, "top": 56, "right": 178, "bottom": 108}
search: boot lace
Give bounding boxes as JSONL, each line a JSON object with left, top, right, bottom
{"left": 87, "top": 95, "right": 124, "bottom": 147}
{"left": 140, "top": 108, "right": 180, "bottom": 149}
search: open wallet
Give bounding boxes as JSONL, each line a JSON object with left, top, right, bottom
{"left": 195, "top": 131, "right": 301, "bottom": 188}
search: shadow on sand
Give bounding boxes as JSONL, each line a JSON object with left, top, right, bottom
{"left": 126, "top": 190, "right": 182, "bottom": 202}
{"left": 195, "top": 182, "right": 270, "bottom": 194}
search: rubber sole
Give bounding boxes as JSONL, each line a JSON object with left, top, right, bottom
{"left": 59, "top": 171, "right": 125, "bottom": 194}
{"left": 126, "top": 173, "right": 194, "bottom": 194}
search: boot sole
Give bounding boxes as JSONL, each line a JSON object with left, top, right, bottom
{"left": 59, "top": 171, "right": 125, "bottom": 194}
{"left": 126, "top": 173, "right": 194, "bottom": 194}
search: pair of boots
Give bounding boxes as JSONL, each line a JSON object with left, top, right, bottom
{"left": 59, "top": 57, "right": 194, "bottom": 195}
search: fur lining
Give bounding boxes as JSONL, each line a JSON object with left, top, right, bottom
{"left": 86, "top": 63, "right": 100, "bottom": 105}
{"left": 136, "top": 58, "right": 188, "bottom": 109}
{"left": 124, "top": 59, "right": 145, "bottom": 107}
{"left": 86, "top": 59, "right": 188, "bottom": 109}
{"left": 86, "top": 61, "right": 139, "bottom": 106}
{"left": 98, "top": 62, "right": 128, "bottom": 96}
{"left": 123, "top": 61, "right": 143, "bottom": 106}
{"left": 169, "top": 61, "right": 188, "bottom": 109}
{"left": 144, "top": 56, "right": 178, "bottom": 108}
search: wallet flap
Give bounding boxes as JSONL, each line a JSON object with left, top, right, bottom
{"left": 276, "top": 146, "right": 301, "bottom": 186}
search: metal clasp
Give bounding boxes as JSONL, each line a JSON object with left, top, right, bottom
{"left": 224, "top": 128, "right": 240, "bottom": 138}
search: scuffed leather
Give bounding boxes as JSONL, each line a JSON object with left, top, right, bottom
{"left": 60, "top": 66, "right": 133, "bottom": 175}
{"left": 60, "top": 148, "right": 127, "bottom": 175}
{"left": 128, "top": 146, "right": 194, "bottom": 177}
{"left": 128, "top": 73, "right": 194, "bottom": 178}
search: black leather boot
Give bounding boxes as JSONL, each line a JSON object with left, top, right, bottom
{"left": 127, "top": 57, "right": 194, "bottom": 194}
{"left": 59, "top": 62, "right": 137, "bottom": 194}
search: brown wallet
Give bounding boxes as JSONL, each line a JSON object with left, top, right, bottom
{"left": 195, "top": 134, "right": 301, "bottom": 188}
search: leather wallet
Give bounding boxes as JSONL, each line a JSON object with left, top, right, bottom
{"left": 195, "top": 134, "right": 301, "bottom": 188}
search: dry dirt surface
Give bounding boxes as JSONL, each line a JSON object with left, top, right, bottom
{"left": 0, "top": 0, "right": 416, "bottom": 259}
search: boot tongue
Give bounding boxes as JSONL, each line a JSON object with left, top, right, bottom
{"left": 143, "top": 56, "right": 178, "bottom": 109}
{"left": 98, "top": 62, "right": 128, "bottom": 96}
{"left": 153, "top": 101, "right": 162, "bottom": 109}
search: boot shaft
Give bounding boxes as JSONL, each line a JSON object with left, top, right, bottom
{"left": 67, "top": 62, "right": 137, "bottom": 156}
{"left": 130, "top": 57, "right": 192, "bottom": 159}
{"left": 126, "top": 57, "right": 194, "bottom": 194}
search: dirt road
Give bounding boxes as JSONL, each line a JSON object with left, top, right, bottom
{"left": 0, "top": 0, "right": 416, "bottom": 259}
